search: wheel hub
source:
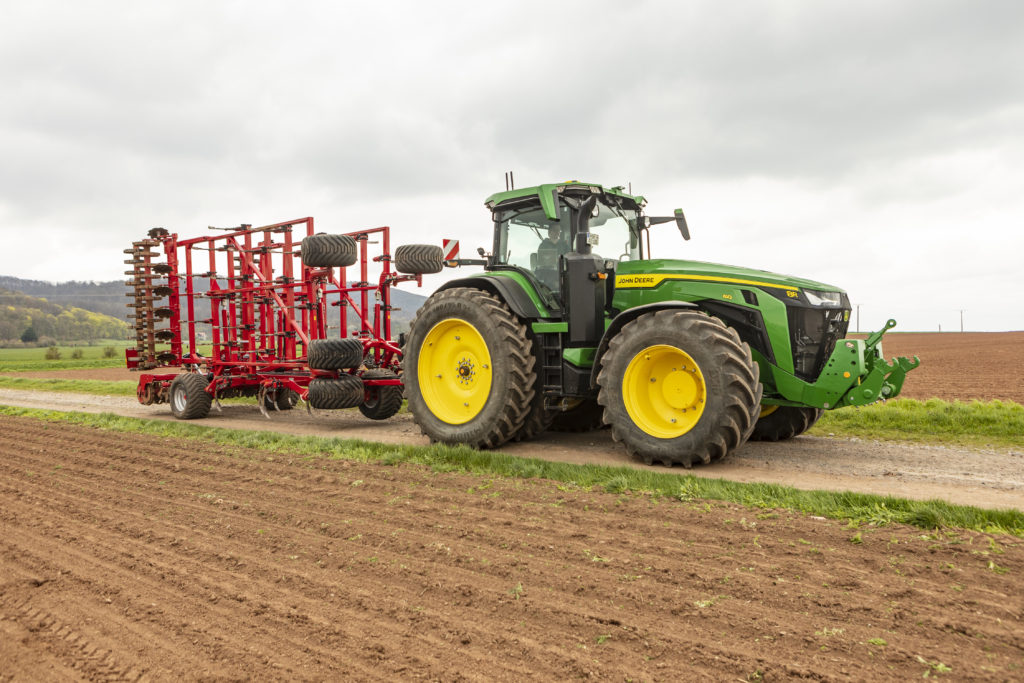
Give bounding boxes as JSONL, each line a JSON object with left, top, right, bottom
{"left": 417, "top": 318, "right": 493, "bottom": 425}
{"left": 623, "top": 345, "right": 707, "bottom": 438}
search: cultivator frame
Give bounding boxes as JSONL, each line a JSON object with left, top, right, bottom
{"left": 125, "top": 219, "right": 421, "bottom": 411}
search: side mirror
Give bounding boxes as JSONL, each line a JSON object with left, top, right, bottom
{"left": 646, "top": 209, "right": 691, "bottom": 241}
{"left": 674, "top": 208, "right": 690, "bottom": 241}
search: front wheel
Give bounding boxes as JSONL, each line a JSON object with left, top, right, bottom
{"left": 597, "top": 310, "right": 761, "bottom": 467}
{"left": 404, "top": 288, "right": 535, "bottom": 448}
{"left": 749, "top": 405, "right": 823, "bottom": 441}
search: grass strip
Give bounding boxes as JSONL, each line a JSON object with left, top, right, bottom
{"left": 0, "top": 377, "right": 137, "bottom": 396}
{"left": 811, "top": 398, "right": 1024, "bottom": 450}
{"left": 2, "top": 404, "right": 1021, "bottom": 536}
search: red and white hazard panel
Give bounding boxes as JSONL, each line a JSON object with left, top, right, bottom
{"left": 442, "top": 239, "right": 460, "bottom": 261}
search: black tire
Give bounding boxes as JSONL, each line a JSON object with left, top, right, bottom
{"left": 749, "top": 406, "right": 824, "bottom": 441}
{"left": 405, "top": 288, "right": 535, "bottom": 448}
{"left": 596, "top": 310, "right": 762, "bottom": 468}
{"left": 549, "top": 399, "right": 606, "bottom": 432}
{"left": 308, "top": 375, "right": 364, "bottom": 410}
{"left": 169, "top": 373, "right": 212, "bottom": 420}
{"left": 264, "top": 388, "right": 299, "bottom": 411}
{"left": 394, "top": 244, "right": 444, "bottom": 274}
{"left": 307, "top": 338, "right": 364, "bottom": 370}
{"left": 301, "top": 233, "right": 358, "bottom": 268}
{"left": 358, "top": 369, "right": 404, "bottom": 420}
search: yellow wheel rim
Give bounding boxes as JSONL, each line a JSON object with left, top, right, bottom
{"left": 623, "top": 345, "right": 706, "bottom": 438}
{"left": 759, "top": 404, "right": 779, "bottom": 419}
{"left": 417, "top": 318, "right": 492, "bottom": 425}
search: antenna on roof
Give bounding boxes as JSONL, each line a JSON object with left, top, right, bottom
{"left": 510, "top": 171, "right": 515, "bottom": 190}
{"left": 505, "top": 172, "right": 509, "bottom": 191}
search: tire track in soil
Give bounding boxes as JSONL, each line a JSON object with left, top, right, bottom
{"left": 2, "top": 414, "right": 1023, "bottom": 680}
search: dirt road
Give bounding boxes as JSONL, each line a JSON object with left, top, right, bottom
{"left": 1, "top": 386, "right": 1022, "bottom": 512}
{"left": 1, "top": 414, "right": 1021, "bottom": 680}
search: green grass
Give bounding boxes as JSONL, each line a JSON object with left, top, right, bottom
{"left": 0, "top": 376, "right": 137, "bottom": 395}
{"left": 811, "top": 398, "right": 1024, "bottom": 450}
{"left": 0, "top": 341, "right": 130, "bottom": 371}
{"left": 2, "top": 405, "right": 1021, "bottom": 536}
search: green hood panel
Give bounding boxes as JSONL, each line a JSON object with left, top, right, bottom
{"left": 615, "top": 259, "right": 843, "bottom": 293}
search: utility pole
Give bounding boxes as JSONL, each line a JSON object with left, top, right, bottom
{"left": 960, "top": 309, "right": 964, "bottom": 333}
{"left": 856, "top": 305, "right": 860, "bottom": 334}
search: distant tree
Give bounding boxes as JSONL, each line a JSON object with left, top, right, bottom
{"left": 103, "top": 346, "right": 117, "bottom": 358}
{"left": 44, "top": 345, "right": 61, "bottom": 360}
{"left": 21, "top": 326, "right": 38, "bottom": 343}
{"left": 71, "top": 348, "right": 84, "bottom": 359}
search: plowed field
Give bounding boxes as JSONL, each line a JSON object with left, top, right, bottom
{"left": 1, "top": 414, "right": 1022, "bottom": 680}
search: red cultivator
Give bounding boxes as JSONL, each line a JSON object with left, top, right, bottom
{"left": 125, "top": 219, "right": 440, "bottom": 420}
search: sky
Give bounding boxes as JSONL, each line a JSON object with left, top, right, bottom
{"left": 1, "top": 0, "right": 1022, "bottom": 332}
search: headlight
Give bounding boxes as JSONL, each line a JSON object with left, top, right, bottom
{"left": 804, "top": 289, "right": 844, "bottom": 307}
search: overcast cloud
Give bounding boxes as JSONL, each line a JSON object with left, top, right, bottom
{"left": 1, "top": 0, "right": 1022, "bottom": 331}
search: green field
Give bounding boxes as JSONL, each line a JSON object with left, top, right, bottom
{"left": 0, "top": 341, "right": 131, "bottom": 371}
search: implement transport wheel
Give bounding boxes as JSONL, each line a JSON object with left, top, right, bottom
{"left": 307, "top": 338, "right": 364, "bottom": 370}
{"left": 550, "top": 399, "right": 606, "bottom": 433}
{"left": 749, "top": 405, "right": 823, "bottom": 441}
{"left": 405, "top": 287, "right": 535, "bottom": 448}
{"left": 264, "top": 388, "right": 299, "bottom": 411}
{"left": 308, "top": 375, "right": 364, "bottom": 410}
{"left": 169, "top": 373, "right": 212, "bottom": 420}
{"left": 359, "top": 369, "right": 404, "bottom": 420}
{"left": 597, "top": 310, "right": 761, "bottom": 467}
{"left": 394, "top": 244, "right": 445, "bottom": 274}
{"left": 301, "top": 233, "right": 358, "bottom": 268}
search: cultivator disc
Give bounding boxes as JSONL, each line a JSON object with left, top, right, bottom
{"left": 124, "top": 236, "right": 173, "bottom": 370}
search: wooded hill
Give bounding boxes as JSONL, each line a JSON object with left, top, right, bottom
{"left": 0, "top": 287, "right": 128, "bottom": 343}
{"left": 0, "top": 274, "right": 429, "bottom": 341}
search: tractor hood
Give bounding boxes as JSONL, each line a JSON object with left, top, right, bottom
{"left": 615, "top": 258, "right": 844, "bottom": 296}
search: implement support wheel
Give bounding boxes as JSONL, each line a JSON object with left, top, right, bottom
{"left": 597, "top": 310, "right": 762, "bottom": 467}
{"left": 359, "top": 369, "right": 404, "bottom": 420}
{"left": 169, "top": 373, "right": 212, "bottom": 420}
{"left": 404, "top": 287, "right": 535, "bottom": 448}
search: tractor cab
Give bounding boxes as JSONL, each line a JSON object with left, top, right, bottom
{"left": 486, "top": 183, "right": 644, "bottom": 308}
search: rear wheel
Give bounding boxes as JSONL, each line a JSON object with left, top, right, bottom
{"left": 405, "top": 288, "right": 535, "bottom": 448}
{"left": 749, "top": 405, "right": 823, "bottom": 441}
{"left": 169, "top": 373, "right": 212, "bottom": 420}
{"left": 359, "top": 369, "right": 404, "bottom": 420}
{"left": 597, "top": 310, "right": 761, "bottom": 467}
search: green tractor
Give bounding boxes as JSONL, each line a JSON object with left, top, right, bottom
{"left": 401, "top": 181, "right": 919, "bottom": 466}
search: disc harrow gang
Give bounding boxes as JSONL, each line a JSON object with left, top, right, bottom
{"left": 126, "top": 219, "right": 424, "bottom": 420}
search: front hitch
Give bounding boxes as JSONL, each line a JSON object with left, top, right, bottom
{"left": 836, "top": 319, "right": 920, "bottom": 407}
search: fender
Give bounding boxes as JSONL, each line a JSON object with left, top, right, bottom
{"left": 436, "top": 273, "right": 547, "bottom": 320}
{"left": 589, "top": 300, "right": 699, "bottom": 386}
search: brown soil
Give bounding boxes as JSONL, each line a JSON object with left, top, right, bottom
{"left": 1, "top": 414, "right": 1021, "bottom": 680}
{"left": 855, "top": 331, "right": 1024, "bottom": 404}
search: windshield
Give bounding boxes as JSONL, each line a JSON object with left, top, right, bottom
{"left": 493, "top": 193, "right": 642, "bottom": 294}
{"left": 588, "top": 200, "right": 640, "bottom": 262}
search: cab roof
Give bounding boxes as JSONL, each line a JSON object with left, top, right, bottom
{"left": 485, "top": 181, "right": 646, "bottom": 220}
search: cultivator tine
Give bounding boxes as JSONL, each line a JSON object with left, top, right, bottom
{"left": 257, "top": 386, "right": 271, "bottom": 419}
